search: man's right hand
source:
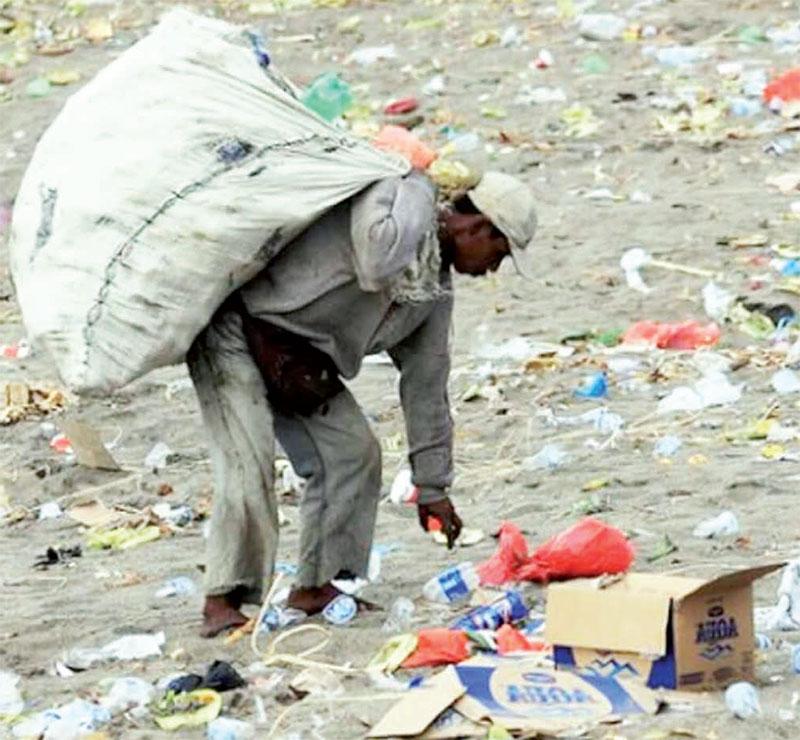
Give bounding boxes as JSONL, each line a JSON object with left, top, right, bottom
{"left": 418, "top": 497, "right": 463, "bottom": 550}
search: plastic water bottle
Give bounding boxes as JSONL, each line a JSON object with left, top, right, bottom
{"left": 207, "top": 717, "right": 255, "bottom": 740}
{"left": 791, "top": 644, "right": 800, "bottom": 673}
{"left": 754, "top": 633, "right": 773, "bottom": 650}
{"left": 422, "top": 563, "right": 479, "bottom": 604}
{"left": 692, "top": 511, "right": 740, "bottom": 539}
{"left": 301, "top": 73, "right": 353, "bottom": 121}
{"left": 322, "top": 595, "right": 357, "bottom": 625}
{"left": 452, "top": 591, "right": 528, "bottom": 631}
{"left": 382, "top": 597, "right": 416, "bottom": 633}
{"left": 728, "top": 97, "right": 762, "bottom": 117}
{"left": 155, "top": 577, "right": 197, "bottom": 599}
{"left": 725, "top": 681, "right": 761, "bottom": 719}
{"left": 577, "top": 13, "right": 626, "bottom": 41}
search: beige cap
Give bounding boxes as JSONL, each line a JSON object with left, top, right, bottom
{"left": 466, "top": 171, "right": 537, "bottom": 279}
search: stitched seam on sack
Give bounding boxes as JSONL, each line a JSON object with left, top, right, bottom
{"left": 80, "top": 133, "right": 363, "bottom": 378}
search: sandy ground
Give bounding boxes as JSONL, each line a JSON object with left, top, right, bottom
{"left": 4, "top": 0, "right": 800, "bottom": 737}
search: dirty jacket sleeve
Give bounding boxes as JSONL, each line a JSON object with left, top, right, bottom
{"left": 388, "top": 297, "right": 454, "bottom": 505}
{"left": 350, "top": 171, "right": 438, "bottom": 292}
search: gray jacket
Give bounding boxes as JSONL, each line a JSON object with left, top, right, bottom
{"left": 240, "top": 172, "right": 453, "bottom": 504}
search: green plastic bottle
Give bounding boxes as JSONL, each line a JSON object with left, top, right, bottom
{"left": 301, "top": 73, "right": 353, "bottom": 121}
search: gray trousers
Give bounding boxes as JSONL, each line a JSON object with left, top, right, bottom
{"left": 187, "top": 307, "right": 382, "bottom": 603}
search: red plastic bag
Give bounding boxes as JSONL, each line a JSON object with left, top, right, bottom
{"left": 764, "top": 69, "right": 800, "bottom": 105}
{"left": 401, "top": 628, "right": 470, "bottom": 668}
{"left": 477, "top": 522, "right": 529, "bottom": 586}
{"left": 517, "top": 517, "right": 635, "bottom": 582}
{"left": 477, "top": 518, "right": 634, "bottom": 585}
{"left": 622, "top": 320, "right": 720, "bottom": 350}
{"left": 372, "top": 125, "right": 437, "bottom": 170}
{"left": 496, "top": 625, "right": 537, "bottom": 655}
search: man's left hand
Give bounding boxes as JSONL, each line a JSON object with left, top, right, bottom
{"left": 418, "top": 497, "right": 463, "bottom": 550}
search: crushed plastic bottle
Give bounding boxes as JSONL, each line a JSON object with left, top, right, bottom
{"left": 259, "top": 605, "right": 307, "bottom": 633}
{"left": 725, "top": 682, "right": 761, "bottom": 719}
{"left": 382, "top": 597, "right": 416, "bottom": 633}
{"left": 728, "top": 97, "right": 763, "bottom": 117}
{"left": 301, "top": 73, "right": 353, "bottom": 121}
{"left": 574, "top": 372, "right": 608, "bottom": 399}
{"left": 792, "top": 644, "right": 800, "bottom": 674}
{"left": 703, "top": 282, "right": 735, "bottom": 322}
{"left": 155, "top": 577, "right": 197, "bottom": 598}
{"left": 658, "top": 372, "right": 742, "bottom": 414}
{"left": 100, "top": 677, "right": 154, "bottom": 715}
{"left": 145, "top": 442, "right": 174, "bottom": 471}
{"left": 38, "top": 501, "right": 62, "bottom": 520}
{"left": 693, "top": 511, "right": 740, "bottom": 539}
{"left": 422, "top": 562, "right": 479, "bottom": 604}
{"left": 207, "top": 717, "right": 255, "bottom": 740}
{"left": 764, "top": 559, "right": 800, "bottom": 630}
{"left": 152, "top": 502, "right": 193, "bottom": 527}
{"left": 755, "top": 633, "right": 773, "bottom": 650}
{"left": 772, "top": 368, "right": 800, "bottom": 394}
{"left": 423, "top": 74, "right": 446, "bottom": 96}
{"left": 444, "top": 132, "right": 482, "bottom": 155}
{"left": 654, "top": 435, "right": 682, "bottom": 458}
{"left": 0, "top": 671, "right": 23, "bottom": 718}
{"left": 652, "top": 45, "right": 710, "bottom": 68}
{"left": 523, "top": 444, "right": 569, "bottom": 470}
{"left": 577, "top": 13, "right": 626, "bottom": 41}
{"left": 322, "top": 594, "right": 357, "bottom": 625}
{"left": 514, "top": 85, "right": 567, "bottom": 105}
{"left": 12, "top": 699, "right": 111, "bottom": 739}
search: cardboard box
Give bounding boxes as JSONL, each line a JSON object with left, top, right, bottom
{"left": 547, "top": 564, "right": 782, "bottom": 691}
{"left": 369, "top": 656, "right": 659, "bottom": 737}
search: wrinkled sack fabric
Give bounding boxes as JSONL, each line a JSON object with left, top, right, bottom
{"left": 9, "top": 8, "right": 408, "bottom": 395}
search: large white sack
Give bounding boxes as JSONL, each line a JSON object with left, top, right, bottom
{"left": 9, "top": 8, "right": 408, "bottom": 395}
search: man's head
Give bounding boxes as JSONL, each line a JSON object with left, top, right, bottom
{"left": 439, "top": 172, "right": 537, "bottom": 278}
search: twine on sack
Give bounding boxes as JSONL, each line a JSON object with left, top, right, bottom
{"left": 80, "top": 133, "right": 361, "bottom": 376}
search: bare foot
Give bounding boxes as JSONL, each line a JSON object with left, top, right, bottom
{"left": 286, "top": 583, "right": 382, "bottom": 615}
{"left": 286, "top": 583, "right": 340, "bottom": 615}
{"left": 201, "top": 594, "right": 248, "bottom": 638}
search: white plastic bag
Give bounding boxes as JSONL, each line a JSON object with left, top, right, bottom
{"left": 9, "top": 9, "right": 408, "bottom": 394}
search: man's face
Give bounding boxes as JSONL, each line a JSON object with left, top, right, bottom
{"left": 442, "top": 211, "right": 511, "bottom": 276}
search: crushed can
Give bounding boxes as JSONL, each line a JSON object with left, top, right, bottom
{"left": 452, "top": 591, "right": 528, "bottom": 631}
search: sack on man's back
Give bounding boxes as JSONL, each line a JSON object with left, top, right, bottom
{"left": 8, "top": 8, "right": 408, "bottom": 395}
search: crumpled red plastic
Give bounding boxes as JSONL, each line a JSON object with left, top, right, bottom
{"left": 477, "top": 518, "right": 635, "bottom": 586}
{"left": 372, "top": 125, "right": 437, "bottom": 170}
{"left": 764, "top": 69, "right": 800, "bottom": 104}
{"left": 401, "top": 628, "right": 470, "bottom": 668}
{"left": 622, "top": 320, "right": 720, "bottom": 350}
{"left": 477, "top": 522, "right": 530, "bottom": 586}
{"left": 496, "top": 625, "right": 538, "bottom": 655}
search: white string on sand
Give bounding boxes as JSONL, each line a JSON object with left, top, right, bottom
{"left": 250, "top": 573, "right": 359, "bottom": 675}
{"left": 248, "top": 575, "right": 395, "bottom": 738}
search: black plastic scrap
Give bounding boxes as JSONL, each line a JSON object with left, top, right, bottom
{"left": 33, "top": 545, "right": 82, "bottom": 570}
{"left": 167, "top": 660, "right": 246, "bottom": 694}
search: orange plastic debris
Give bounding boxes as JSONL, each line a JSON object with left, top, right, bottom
{"left": 621, "top": 320, "right": 721, "bottom": 350}
{"left": 372, "top": 125, "right": 437, "bottom": 169}
{"left": 401, "top": 628, "right": 470, "bottom": 668}
{"left": 764, "top": 68, "right": 800, "bottom": 104}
